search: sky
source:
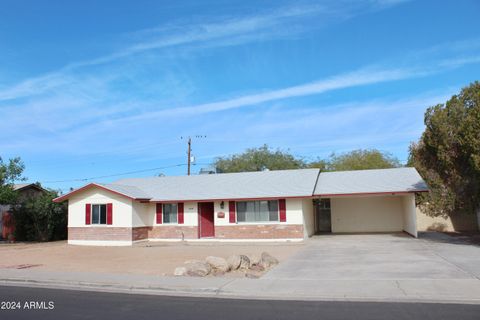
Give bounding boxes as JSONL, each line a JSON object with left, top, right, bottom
{"left": 1, "top": 0, "right": 480, "bottom": 193}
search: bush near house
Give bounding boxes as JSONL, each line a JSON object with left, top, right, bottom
{"left": 12, "top": 190, "right": 67, "bottom": 242}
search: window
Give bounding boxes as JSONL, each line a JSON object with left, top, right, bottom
{"left": 92, "top": 204, "right": 107, "bottom": 224}
{"left": 236, "top": 200, "right": 279, "bottom": 223}
{"left": 163, "top": 203, "right": 178, "bottom": 224}
{"left": 319, "top": 199, "right": 331, "bottom": 209}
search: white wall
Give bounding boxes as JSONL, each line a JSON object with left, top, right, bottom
{"left": 331, "top": 195, "right": 404, "bottom": 233}
{"left": 302, "top": 198, "right": 315, "bottom": 237}
{"left": 402, "top": 194, "right": 417, "bottom": 237}
{"left": 132, "top": 201, "right": 150, "bottom": 227}
{"left": 68, "top": 188, "right": 133, "bottom": 227}
{"left": 69, "top": 191, "right": 309, "bottom": 230}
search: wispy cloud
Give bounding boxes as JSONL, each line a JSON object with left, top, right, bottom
{"left": 0, "top": 1, "right": 408, "bottom": 102}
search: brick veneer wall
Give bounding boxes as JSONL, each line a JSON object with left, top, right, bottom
{"left": 132, "top": 227, "right": 149, "bottom": 241}
{"left": 215, "top": 224, "right": 304, "bottom": 239}
{"left": 147, "top": 226, "right": 198, "bottom": 239}
{"left": 68, "top": 227, "right": 132, "bottom": 241}
{"left": 69, "top": 224, "right": 304, "bottom": 242}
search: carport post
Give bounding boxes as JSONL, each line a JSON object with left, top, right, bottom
{"left": 402, "top": 194, "right": 418, "bottom": 238}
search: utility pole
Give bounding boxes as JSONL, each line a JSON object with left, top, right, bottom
{"left": 181, "top": 135, "right": 206, "bottom": 175}
{"left": 187, "top": 137, "right": 192, "bottom": 176}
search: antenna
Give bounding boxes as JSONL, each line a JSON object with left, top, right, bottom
{"left": 181, "top": 135, "right": 206, "bottom": 175}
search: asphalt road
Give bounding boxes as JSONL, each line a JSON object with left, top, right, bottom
{"left": 0, "top": 285, "right": 479, "bottom": 320}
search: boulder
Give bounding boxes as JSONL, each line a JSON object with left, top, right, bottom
{"left": 239, "top": 255, "right": 250, "bottom": 270}
{"left": 260, "top": 252, "right": 279, "bottom": 268}
{"left": 211, "top": 269, "right": 226, "bottom": 277}
{"left": 249, "top": 264, "right": 265, "bottom": 272}
{"left": 247, "top": 254, "right": 261, "bottom": 267}
{"left": 185, "top": 261, "right": 211, "bottom": 277}
{"left": 206, "top": 256, "right": 230, "bottom": 272}
{"left": 174, "top": 266, "right": 187, "bottom": 276}
{"left": 227, "top": 255, "right": 242, "bottom": 271}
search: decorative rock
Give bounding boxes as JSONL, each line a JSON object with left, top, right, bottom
{"left": 174, "top": 266, "right": 187, "bottom": 276}
{"left": 211, "top": 269, "right": 226, "bottom": 277}
{"left": 247, "top": 254, "right": 261, "bottom": 267}
{"left": 239, "top": 255, "right": 250, "bottom": 270}
{"left": 227, "top": 255, "right": 242, "bottom": 271}
{"left": 206, "top": 256, "right": 230, "bottom": 272}
{"left": 249, "top": 264, "right": 265, "bottom": 272}
{"left": 185, "top": 261, "right": 211, "bottom": 277}
{"left": 260, "top": 252, "right": 279, "bottom": 268}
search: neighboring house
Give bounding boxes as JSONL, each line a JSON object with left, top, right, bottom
{"left": 0, "top": 183, "right": 47, "bottom": 239}
{"left": 54, "top": 167, "right": 432, "bottom": 246}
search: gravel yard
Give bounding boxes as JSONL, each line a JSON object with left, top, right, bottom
{"left": 0, "top": 240, "right": 303, "bottom": 277}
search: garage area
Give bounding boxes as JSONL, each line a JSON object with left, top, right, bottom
{"left": 314, "top": 194, "right": 417, "bottom": 237}
{"left": 312, "top": 168, "right": 426, "bottom": 237}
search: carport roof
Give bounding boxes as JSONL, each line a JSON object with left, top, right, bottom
{"left": 313, "top": 167, "right": 429, "bottom": 196}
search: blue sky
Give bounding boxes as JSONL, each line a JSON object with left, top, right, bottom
{"left": 1, "top": 0, "right": 480, "bottom": 193}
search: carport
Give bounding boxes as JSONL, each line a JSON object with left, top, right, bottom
{"left": 312, "top": 168, "right": 428, "bottom": 237}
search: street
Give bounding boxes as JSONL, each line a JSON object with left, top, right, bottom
{"left": 0, "top": 285, "right": 479, "bottom": 320}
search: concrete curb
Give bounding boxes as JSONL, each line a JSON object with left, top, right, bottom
{"left": 1, "top": 276, "right": 480, "bottom": 305}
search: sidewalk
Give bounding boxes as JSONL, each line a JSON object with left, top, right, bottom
{"left": 1, "top": 268, "right": 480, "bottom": 304}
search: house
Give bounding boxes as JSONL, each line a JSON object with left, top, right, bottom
{"left": 53, "top": 167, "right": 431, "bottom": 246}
{"left": 1, "top": 183, "right": 47, "bottom": 240}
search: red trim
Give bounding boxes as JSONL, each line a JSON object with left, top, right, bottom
{"left": 228, "top": 201, "right": 236, "bottom": 223}
{"left": 106, "top": 203, "right": 113, "bottom": 225}
{"left": 178, "top": 202, "right": 184, "bottom": 224}
{"left": 156, "top": 203, "right": 162, "bottom": 224}
{"left": 150, "top": 195, "right": 315, "bottom": 203}
{"left": 53, "top": 183, "right": 151, "bottom": 203}
{"left": 317, "top": 190, "right": 428, "bottom": 197}
{"left": 85, "top": 204, "right": 91, "bottom": 225}
{"left": 279, "top": 199, "right": 286, "bottom": 222}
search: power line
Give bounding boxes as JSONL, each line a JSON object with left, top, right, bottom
{"left": 43, "top": 162, "right": 210, "bottom": 183}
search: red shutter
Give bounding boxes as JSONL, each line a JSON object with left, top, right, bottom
{"left": 279, "top": 199, "right": 286, "bottom": 222}
{"left": 106, "top": 203, "right": 113, "bottom": 225}
{"left": 229, "top": 201, "right": 236, "bottom": 223}
{"left": 178, "top": 203, "right": 184, "bottom": 224}
{"left": 156, "top": 203, "right": 163, "bottom": 224}
{"left": 85, "top": 204, "right": 91, "bottom": 225}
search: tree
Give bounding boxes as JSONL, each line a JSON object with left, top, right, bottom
{"left": 310, "top": 149, "right": 401, "bottom": 171}
{"left": 0, "top": 156, "right": 25, "bottom": 204}
{"left": 409, "top": 81, "right": 480, "bottom": 218}
{"left": 12, "top": 189, "right": 67, "bottom": 241}
{"left": 214, "top": 144, "right": 306, "bottom": 173}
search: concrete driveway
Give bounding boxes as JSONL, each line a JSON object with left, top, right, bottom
{"left": 264, "top": 232, "right": 480, "bottom": 280}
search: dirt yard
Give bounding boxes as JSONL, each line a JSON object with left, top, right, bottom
{"left": 0, "top": 241, "right": 303, "bottom": 276}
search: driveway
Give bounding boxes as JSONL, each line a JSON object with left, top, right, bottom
{"left": 264, "top": 232, "right": 480, "bottom": 280}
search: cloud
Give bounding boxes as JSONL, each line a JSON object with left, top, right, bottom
{"left": 0, "top": 1, "right": 408, "bottom": 102}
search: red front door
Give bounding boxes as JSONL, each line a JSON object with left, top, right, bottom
{"left": 199, "top": 202, "right": 215, "bottom": 238}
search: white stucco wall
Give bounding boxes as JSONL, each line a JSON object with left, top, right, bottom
{"left": 132, "top": 201, "right": 150, "bottom": 227}
{"left": 330, "top": 195, "right": 404, "bottom": 233}
{"left": 68, "top": 188, "right": 133, "bottom": 227}
{"left": 68, "top": 188, "right": 310, "bottom": 236}
{"left": 302, "top": 198, "right": 315, "bottom": 237}
{"left": 402, "top": 194, "right": 417, "bottom": 237}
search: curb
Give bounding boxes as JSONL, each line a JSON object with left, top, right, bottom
{"left": 1, "top": 277, "right": 480, "bottom": 305}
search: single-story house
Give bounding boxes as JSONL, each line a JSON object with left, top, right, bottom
{"left": 53, "top": 167, "right": 429, "bottom": 246}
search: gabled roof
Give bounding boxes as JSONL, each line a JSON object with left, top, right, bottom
{"left": 53, "top": 167, "right": 429, "bottom": 203}
{"left": 114, "top": 168, "right": 320, "bottom": 201}
{"left": 53, "top": 183, "right": 151, "bottom": 203}
{"left": 313, "top": 167, "right": 428, "bottom": 196}
{"left": 13, "top": 183, "right": 46, "bottom": 192}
